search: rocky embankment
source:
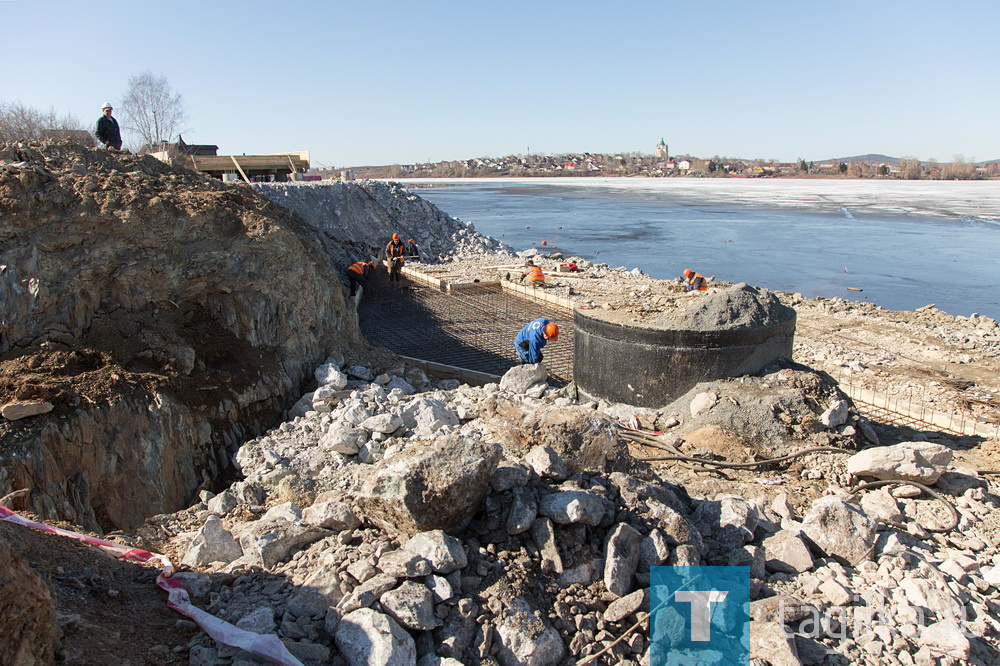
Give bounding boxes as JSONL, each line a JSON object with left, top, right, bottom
{"left": 133, "top": 349, "right": 1000, "bottom": 666}
{"left": 0, "top": 146, "right": 502, "bottom": 532}
{"left": 2, "top": 156, "right": 1000, "bottom": 666}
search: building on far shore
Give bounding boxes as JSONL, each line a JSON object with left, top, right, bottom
{"left": 655, "top": 138, "right": 669, "bottom": 159}
{"left": 145, "top": 136, "right": 309, "bottom": 182}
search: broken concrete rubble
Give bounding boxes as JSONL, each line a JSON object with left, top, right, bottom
{"left": 5, "top": 145, "right": 1000, "bottom": 665}
{"left": 149, "top": 350, "right": 1000, "bottom": 665}
{"left": 848, "top": 441, "right": 955, "bottom": 484}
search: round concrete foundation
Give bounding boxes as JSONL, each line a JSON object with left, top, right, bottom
{"left": 573, "top": 309, "right": 796, "bottom": 408}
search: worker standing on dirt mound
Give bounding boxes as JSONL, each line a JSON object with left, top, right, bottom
{"left": 683, "top": 268, "right": 711, "bottom": 292}
{"left": 386, "top": 233, "right": 406, "bottom": 284}
{"left": 514, "top": 318, "right": 559, "bottom": 364}
{"left": 95, "top": 102, "right": 122, "bottom": 150}
{"left": 345, "top": 260, "right": 375, "bottom": 297}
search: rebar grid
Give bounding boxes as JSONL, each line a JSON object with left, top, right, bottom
{"left": 828, "top": 365, "right": 1000, "bottom": 439}
{"left": 358, "top": 275, "right": 574, "bottom": 385}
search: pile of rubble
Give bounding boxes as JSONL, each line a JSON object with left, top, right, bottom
{"left": 129, "top": 352, "right": 1000, "bottom": 666}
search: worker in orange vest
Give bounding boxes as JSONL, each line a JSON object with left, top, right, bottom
{"left": 346, "top": 261, "right": 376, "bottom": 296}
{"left": 520, "top": 260, "right": 545, "bottom": 287}
{"left": 386, "top": 233, "right": 406, "bottom": 284}
{"left": 683, "top": 268, "right": 709, "bottom": 291}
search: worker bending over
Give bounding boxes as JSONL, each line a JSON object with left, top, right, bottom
{"left": 520, "top": 260, "right": 545, "bottom": 287}
{"left": 407, "top": 239, "right": 420, "bottom": 261}
{"left": 515, "top": 318, "right": 559, "bottom": 364}
{"left": 346, "top": 260, "right": 376, "bottom": 297}
{"left": 683, "top": 268, "right": 710, "bottom": 292}
{"left": 386, "top": 233, "right": 406, "bottom": 283}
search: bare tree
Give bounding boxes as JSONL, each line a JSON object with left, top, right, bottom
{"left": 897, "top": 156, "right": 923, "bottom": 180}
{"left": 0, "top": 100, "right": 84, "bottom": 143}
{"left": 941, "top": 154, "right": 977, "bottom": 180}
{"left": 118, "top": 71, "right": 187, "bottom": 150}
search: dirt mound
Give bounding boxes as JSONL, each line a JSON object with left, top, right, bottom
{"left": 654, "top": 282, "right": 795, "bottom": 331}
{"left": 1, "top": 142, "right": 359, "bottom": 529}
{"left": 0, "top": 519, "right": 198, "bottom": 665}
{"left": 0, "top": 523, "right": 59, "bottom": 665}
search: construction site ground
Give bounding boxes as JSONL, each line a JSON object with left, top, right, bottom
{"left": 6, "top": 257, "right": 1000, "bottom": 665}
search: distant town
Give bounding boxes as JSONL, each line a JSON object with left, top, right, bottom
{"left": 334, "top": 140, "right": 1000, "bottom": 181}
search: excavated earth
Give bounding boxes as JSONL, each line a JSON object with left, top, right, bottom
{"left": 2, "top": 145, "right": 1000, "bottom": 666}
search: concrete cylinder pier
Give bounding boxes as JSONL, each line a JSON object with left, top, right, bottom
{"left": 573, "top": 285, "right": 796, "bottom": 408}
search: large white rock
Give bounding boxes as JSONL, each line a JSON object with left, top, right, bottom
{"left": 499, "top": 364, "right": 548, "bottom": 394}
{"left": 689, "top": 391, "right": 718, "bottom": 417}
{"left": 762, "top": 529, "right": 813, "bottom": 574}
{"left": 359, "top": 412, "right": 404, "bottom": 435}
{"left": 402, "top": 530, "right": 468, "bottom": 574}
{"left": 538, "top": 490, "right": 610, "bottom": 526}
{"left": 182, "top": 515, "right": 243, "bottom": 567}
{"left": 315, "top": 362, "right": 348, "bottom": 389}
{"left": 801, "top": 497, "right": 876, "bottom": 565}
{"left": 847, "top": 442, "right": 954, "bottom": 484}
{"left": 321, "top": 423, "right": 367, "bottom": 455}
{"left": 398, "top": 397, "right": 459, "bottom": 434}
{"left": 380, "top": 580, "right": 438, "bottom": 631}
{"left": 820, "top": 399, "right": 850, "bottom": 428}
{"left": 494, "top": 597, "right": 566, "bottom": 666}
{"left": 740, "top": 620, "right": 801, "bottom": 666}
{"left": 523, "top": 445, "right": 569, "bottom": 481}
{"left": 604, "top": 523, "right": 642, "bottom": 598}
{"left": 336, "top": 608, "right": 416, "bottom": 666}
{"left": 303, "top": 498, "right": 361, "bottom": 531}
{"left": 1, "top": 400, "right": 54, "bottom": 420}
{"left": 916, "top": 619, "right": 970, "bottom": 659}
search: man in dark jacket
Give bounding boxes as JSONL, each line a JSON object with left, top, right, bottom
{"left": 95, "top": 102, "right": 123, "bottom": 150}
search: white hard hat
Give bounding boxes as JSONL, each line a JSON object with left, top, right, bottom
{"left": 102, "top": 102, "right": 113, "bottom": 110}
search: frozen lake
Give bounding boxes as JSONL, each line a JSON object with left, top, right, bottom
{"left": 401, "top": 178, "right": 1000, "bottom": 319}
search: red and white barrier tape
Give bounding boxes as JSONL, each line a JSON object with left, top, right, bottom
{"left": 0, "top": 506, "right": 303, "bottom": 666}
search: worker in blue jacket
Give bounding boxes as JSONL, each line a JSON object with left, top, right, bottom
{"left": 514, "top": 318, "right": 559, "bottom": 364}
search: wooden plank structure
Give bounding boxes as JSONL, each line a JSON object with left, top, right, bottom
{"left": 177, "top": 151, "right": 310, "bottom": 181}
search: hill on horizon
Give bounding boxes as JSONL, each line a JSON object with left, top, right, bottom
{"left": 827, "top": 153, "right": 899, "bottom": 165}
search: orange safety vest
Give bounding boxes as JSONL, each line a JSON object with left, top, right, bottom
{"left": 689, "top": 272, "right": 708, "bottom": 291}
{"left": 347, "top": 261, "right": 368, "bottom": 275}
{"left": 526, "top": 266, "right": 545, "bottom": 282}
{"left": 386, "top": 241, "right": 405, "bottom": 259}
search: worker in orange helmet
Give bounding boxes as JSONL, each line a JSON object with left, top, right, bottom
{"left": 345, "top": 260, "right": 376, "bottom": 297}
{"left": 683, "top": 268, "right": 709, "bottom": 292}
{"left": 514, "top": 318, "right": 559, "bottom": 364}
{"left": 386, "top": 233, "right": 405, "bottom": 284}
{"left": 406, "top": 238, "right": 420, "bottom": 261}
{"left": 520, "top": 259, "right": 545, "bottom": 287}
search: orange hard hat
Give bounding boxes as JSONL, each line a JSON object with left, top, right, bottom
{"left": 544, "top": 322, "right": 559, "bottom": 340}
{"left": 392, "top": 233, "right": 400, "bottom": 241}
{"left": 407, "top": 239, "right": 415, "bottom": 244}
{"left": 683, "top": 269, "right": 693, "bottom": 279}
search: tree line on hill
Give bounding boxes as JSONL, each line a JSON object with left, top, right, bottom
{"left": 344, "top": 152, "right": 996, "bottom": 180}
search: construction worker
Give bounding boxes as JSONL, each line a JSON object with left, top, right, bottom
{"left": 514, "top": 318, "right": 559, "bottom": 364}
{"left": 386, "top": 233, "right": 405, "bottom": 283}
{"left": 683, "top": 268, "right": 709, "bottom": 292}
{"left": 520, "top": 260, "right": 545, "bottom": 287}
{"left": 346, "top": 260, "right": 376, "bottom": 297}
{"left": 407, "top": 238, "right": 420, "bottom": 261}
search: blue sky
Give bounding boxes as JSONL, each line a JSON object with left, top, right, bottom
{"left": 3, "top": 0, "right": 998, "bottom": 168}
